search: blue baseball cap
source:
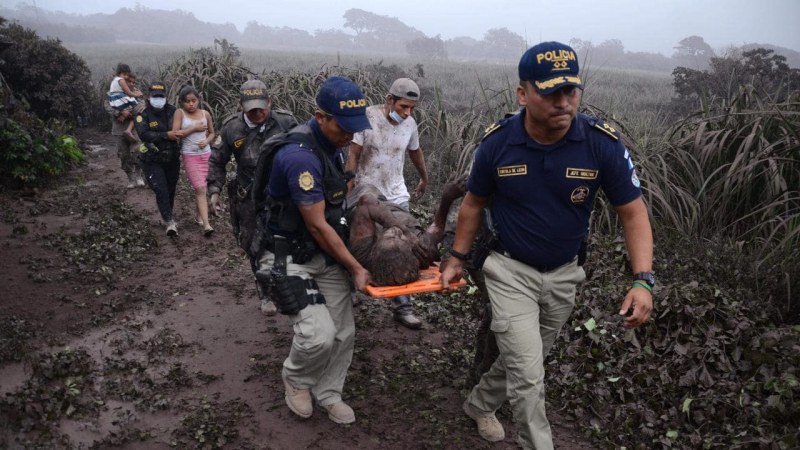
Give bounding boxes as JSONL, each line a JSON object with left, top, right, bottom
{"left": 518, "top": 41, "right": 582, "bottom": 95}
{"left": 316, "top": 76, "right": 371, "bottom": 134}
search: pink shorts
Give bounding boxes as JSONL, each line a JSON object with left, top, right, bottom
{"left": 182, "top": 153, "right": 210, "bottom": 189}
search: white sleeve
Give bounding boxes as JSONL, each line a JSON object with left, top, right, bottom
{"left": 407, "top": 126, "right": 420, "bottom": 151}
{"left": 352, "top": 130, "right": 365, "bottom": 146}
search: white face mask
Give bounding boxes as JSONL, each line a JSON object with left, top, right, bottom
{"left": 149, "top": 97, "right": 167, "bottom": 109}
{"left": 388, "top": 110, "right": 405, "bottom": 124}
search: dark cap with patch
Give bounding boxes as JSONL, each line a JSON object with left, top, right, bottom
{"left": 518, "top": 41, "right": 582, "bottom": 95}
{"left": 240, "top": 79, "right": 269, "bottom": 112}
{"left": 315, "top": 76, "right": 371, "bottom": 134}
{"left": 148, "top": 81, "right": 167, "bottom": 97}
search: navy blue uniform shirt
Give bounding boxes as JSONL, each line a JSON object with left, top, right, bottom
{"left": 468, "top": 110, "right": 642, "bottom": 269}
{"left": 269, "top": 119, "right": 346, "bottom": 207}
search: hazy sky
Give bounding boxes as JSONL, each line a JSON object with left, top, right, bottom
{"left": 16, "top": 0, "right": 800, "bottom": 55}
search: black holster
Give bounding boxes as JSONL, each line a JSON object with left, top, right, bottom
{"left": 255, "top": 236, "right": 325, "bottom": 315}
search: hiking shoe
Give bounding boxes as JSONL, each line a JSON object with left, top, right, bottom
{"left": 322, "top": 401, "right": 355, "bottom": 424}
{"left": 260, "top": 299, "right": 277, "bottom": 316}
{"left": 166, "top": 220, "right": 178, "bottom": 237}
{"left": 203, "top": 226, "right": 214, "bottom": 237}
{"left": 394, "top": 312, "right": 422, "bottom": 330}
{"left": 463, "top": 399, "right": 505, "bottom": 442}
{"left": 283, "top": 375, "right": 312, "bottom": 419}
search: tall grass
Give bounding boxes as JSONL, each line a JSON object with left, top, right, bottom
{"left": 640, "top": 85, "right": 800, "bottom": 315}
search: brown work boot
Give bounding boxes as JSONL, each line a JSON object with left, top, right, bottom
{"left": 463, "top": 399, "right": 505, "bottom": 442}
{"left": 283, "top": 375, "right": 312, "bottom": 418}
{"left": 322, "top": 401, "right": 355, "bottom": 424}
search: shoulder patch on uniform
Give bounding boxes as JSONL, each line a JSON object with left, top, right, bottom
{"left": 135, "top": 115, "right": 143, "bottom": 123}
{"left": 592, "top": 120, "right": 619, "bottom": 141}
{"left": 298, "top": 171, "right": 314, "bottom": 191}
{"left": 481, "top": 122, "right": 504, "bottom": 141}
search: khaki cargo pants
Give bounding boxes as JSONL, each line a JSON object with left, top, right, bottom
{"left": 464, "top": 251, "right": 585, "bottom": 450}
{"left": 257, "top": 251, "right": 354, "bottom": 407}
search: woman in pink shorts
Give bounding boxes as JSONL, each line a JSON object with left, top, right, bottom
{"left": 172, "top": 86, "right": 216, "bottom": 236}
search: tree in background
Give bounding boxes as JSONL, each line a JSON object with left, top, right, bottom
{"left": 0, "top": 19, "right": 94, "bottom": 122}
{"left": 479, "top": 28, "right": 526, "bottom": 60}
{"left": 672, "top": 47, "right": 800, "bottom": 110}
{"left": 406, "top": 35, "right": 447, "bottom": 60}
{"left": 593, "top": 39, "right": 625, "bottom": 65}
{"left": 672, "top": 35, "right": 715, "bottom": 70}
{"left": 343, "top": 8, "right": 425, "bottom": 54}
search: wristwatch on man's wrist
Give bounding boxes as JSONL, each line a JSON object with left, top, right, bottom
{"left": 449, "top": 248, "right": 469, "bottom": 261}
{"left": 633, "top": 272, "right": 656, "bottom": 288}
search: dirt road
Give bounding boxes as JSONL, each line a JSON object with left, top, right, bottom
{"left": 0, "top": 129, "right": 593, "bottom": 449}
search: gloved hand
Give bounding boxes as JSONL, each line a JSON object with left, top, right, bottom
{"left": 209, "top": 192, "right": 223, "bottom": 216}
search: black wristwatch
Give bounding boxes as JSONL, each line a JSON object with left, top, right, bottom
{"left": 449, "top": 248, "right": 469, "bottom": 261}
{"left": 633, "top": 272, "right": 656, "bottom": 288}
{"left": 344, "top": 171, "right": 356, "bottom": 182}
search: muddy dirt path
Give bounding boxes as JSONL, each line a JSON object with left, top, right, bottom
{"left": 0, "top": 129, "right": 594, "bottom": 449}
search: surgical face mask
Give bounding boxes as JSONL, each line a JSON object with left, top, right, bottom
{"left": 149, "top": 97, "right": 166, "bottom": 109}
{"left": 388, "top": 110, "right": 405, "bottom": 124}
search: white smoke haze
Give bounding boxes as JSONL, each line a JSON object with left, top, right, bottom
{"left": 14, "top": 0, "right": 800, "bottom": 56}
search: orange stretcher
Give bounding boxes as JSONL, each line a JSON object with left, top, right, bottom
{"left": 364, "top": 263, "right": 467, "bottom": 298}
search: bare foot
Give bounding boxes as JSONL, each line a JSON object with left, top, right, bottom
{"left": 123, "top": 130, "right": 139, "bottom": 143}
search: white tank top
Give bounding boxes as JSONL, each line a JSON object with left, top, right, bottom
{"left": 180, "top": 114, "right": 211, "bottom": 155}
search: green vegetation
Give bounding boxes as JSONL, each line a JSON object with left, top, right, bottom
{"left": 0, "top": 19, "right": 88, "bottom": 187}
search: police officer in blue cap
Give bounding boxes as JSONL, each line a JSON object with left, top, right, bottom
{"left": 441, "top": 41, "right": 654, "bottom": 449}
{"left": 254, "top": 76, "right": 371, "bottom": 425}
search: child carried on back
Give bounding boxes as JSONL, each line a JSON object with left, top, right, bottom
{"left": 108, "top": 63, "right": 145, "bottom": 142}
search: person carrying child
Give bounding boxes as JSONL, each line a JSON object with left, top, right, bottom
{"left": 172, "top": 85, "right": 216, "bottom": 236}
{"left": 107, "top": 63, "right": 144, "bottom": 143}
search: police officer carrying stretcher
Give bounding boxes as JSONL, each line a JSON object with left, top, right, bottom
{"left": 440, "top": 41, "right": 654, "bottom": 449}
{"left": 252, "top": 76, "right": 371, "bottom": 424}
{"left": 207, "top": 80, "right": 299, "bottom": 315}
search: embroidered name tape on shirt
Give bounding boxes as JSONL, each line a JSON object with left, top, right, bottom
{"left": 566, "top": 168, "right": 598, "bottom": 179}
{"left": 497, "top": 165, "right": 527, "bottom": 177}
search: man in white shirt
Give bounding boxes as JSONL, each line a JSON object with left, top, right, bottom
{"left": 347, "top": 78, "right": 429, "bottom": 329}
